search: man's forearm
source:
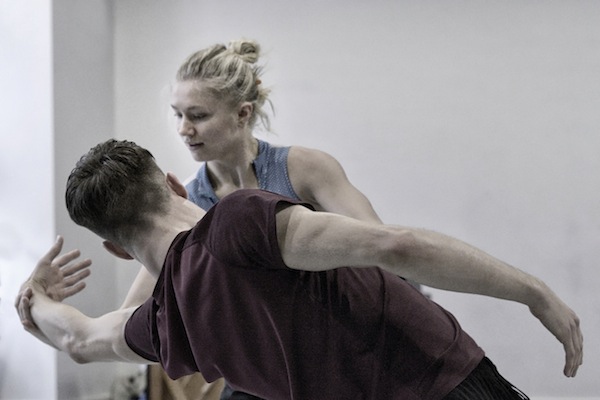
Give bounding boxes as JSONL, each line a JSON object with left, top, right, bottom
{"left": 386, "top": 227, "right": 544, "bottom": 306}
{"left": 27, "top": 285, "right": 91, "bottom": 361}
{"left": 380, "top": 226, "right": 582, "bottom": 377}
{"left": 20, "top": 237, "right": 149, "bottom": 365}
{"left": 27, "top": 283, "right": 149, "bottom": 365}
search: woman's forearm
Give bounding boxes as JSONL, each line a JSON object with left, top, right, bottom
{"left": 119, "top": 265, "right": 157, "bottom": 309}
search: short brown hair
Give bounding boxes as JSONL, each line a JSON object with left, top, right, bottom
{"left": 65, "top": 139, "right": 169, "bottom": 247}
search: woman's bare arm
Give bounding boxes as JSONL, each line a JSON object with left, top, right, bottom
{"left": 288, "top": 146, "right": 382, "bottom": 223}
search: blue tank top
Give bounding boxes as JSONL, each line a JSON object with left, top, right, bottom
{"left": 186, "top": 140, "right": 300, "bottom": 210}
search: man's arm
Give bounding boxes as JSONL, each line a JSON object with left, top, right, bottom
{"left": 17, "top": 236, "right": 151, "bottom": 365}
{"left": 275, "top": 205, "right": 583, "bottom": 377}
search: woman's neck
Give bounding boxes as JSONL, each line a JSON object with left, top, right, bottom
{"left": 206, "top": 137, "right": 260, "bottom": 196}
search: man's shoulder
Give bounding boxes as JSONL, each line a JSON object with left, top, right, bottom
{"left": 218, "top": 189, "right": 289, "bottom": 206}
{"left": 216, "top": 189, "right": 314, "bottom": 216}
{"left": 206, "top": 190, "right": 281, "bottom": 227}
{"left": 207, "top": 190, "right": 305, "bottom": 235}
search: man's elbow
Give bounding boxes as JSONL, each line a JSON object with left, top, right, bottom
{"left": 63, "top": 337, "right": 94, "bottom": 364}
{"left": 69, "top": 352, "right": 92, "bottom": 364}
{"left": 377, "top": 228, "right": 423, "bottom": 270}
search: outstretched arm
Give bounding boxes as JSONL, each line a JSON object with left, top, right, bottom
{"left": 16, "top": 236, "right": 151, "bottom": 365}
{"left": 275, "top": 205, "right": 583, "bottom": 377}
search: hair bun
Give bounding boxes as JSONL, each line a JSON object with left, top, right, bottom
{"left": 228, "top": 39, "right": 260, "bottom": 64}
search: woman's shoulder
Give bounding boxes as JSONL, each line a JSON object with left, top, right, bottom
{"left": 259, "top": 139, "right": 336, "bottom": 159}
{"left": 285, "top": 144, "right": 350, "bottom": 206}
{"left": 287, "top": 145, "right": 343, "bottom": 170}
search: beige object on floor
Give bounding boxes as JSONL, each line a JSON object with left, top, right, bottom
{"left": 148, "top": 365, "right": 225, "bottom": 400}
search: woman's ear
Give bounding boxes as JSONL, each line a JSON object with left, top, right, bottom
{"left": 103, "top": 241, "right": 134, "bottom": 260}
{"left": 238, "top": 102, "right": 254, "bottom": 126}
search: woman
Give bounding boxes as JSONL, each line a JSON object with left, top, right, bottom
{"left": 122, "top": 38, "right": 389, "bottom": 310}
{"left": 120, "top": 38, "right": 400, "bottom": 400}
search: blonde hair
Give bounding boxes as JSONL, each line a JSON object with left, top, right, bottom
{"left": 176, "top": 39, "right": 272, "bottom": 131}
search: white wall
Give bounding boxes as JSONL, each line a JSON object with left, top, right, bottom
{"left": 52, "top": 1, "right": 123, "bottom": 399}
{"left": 113, "top": 1, "right": 600, "bottom": 398}
{"left": 2, "top": 1, "right": 597, "bottom": 398}
{"left": 0, "top": 1, "right": 57, "bottom": 398}
{"left": 1, "top": 0, "right": 124, "bottom": 399}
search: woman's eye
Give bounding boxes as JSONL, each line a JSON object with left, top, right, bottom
{"left": 191, "top": 114, "right": 206, "bottom": 121}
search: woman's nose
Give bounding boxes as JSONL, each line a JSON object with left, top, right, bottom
{"left": 178, "top": 117, "right": 194, "bottom": 136}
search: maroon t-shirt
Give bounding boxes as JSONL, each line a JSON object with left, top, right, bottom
{"left": 125, "top": 189, "right": 484, "bottom": 399}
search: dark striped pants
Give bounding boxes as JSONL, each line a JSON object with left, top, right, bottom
{"left": 444, "top": 357, "right": 529, "bottom": 399}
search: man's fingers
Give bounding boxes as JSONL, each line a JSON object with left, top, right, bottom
{"left": 564, "top": 348, "right": 582, "bottom": 377}
{"left": 41, "top": 236, "right": 64, "bottom": 264}
{"left": 15, "top": 286, "right": 31, "bottom": 309}
{"left": 61, "top": 259, "right": 92, "bottom": 276}
{"left": 14, "top": 291, "right": 23, "bottom": 309}
{"left": 563, "top": 319, "right": 583, "bottom": 377}
{"left": 53, "top": 249, "right": 83, "bottom": 268}
{"left": 60, "top": 282, "right": 87, "bottom": 299}
{"left": 17, "top": 288, "right": 36, "bottom": 329}
{"left": 63, "top": 268, "right": 92, "bottom": 286}
{"left": 532, "top": 294, "right": 583, "bottom": 379}
{"left": 41, "top": 236, "right": 83, "bottom": 268}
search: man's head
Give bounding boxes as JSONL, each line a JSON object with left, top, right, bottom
{"left": 65, "top": 139, "right": 170, "bottom": 248}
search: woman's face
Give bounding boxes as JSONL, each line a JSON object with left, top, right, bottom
{"left": 171, "top": 80, "right": 242, "bottom": 162}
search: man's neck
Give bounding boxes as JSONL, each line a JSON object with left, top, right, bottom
{"left": 131, "top": 196, "right": 206, "bottom": 277}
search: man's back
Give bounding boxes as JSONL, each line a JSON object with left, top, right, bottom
{"left": 125, "top": 190, "right": 484, "bottom": 399}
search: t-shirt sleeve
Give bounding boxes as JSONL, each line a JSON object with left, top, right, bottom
{"left": 204, "top": 189, "right": 311, "bottom": 270}
{"left": 124, "top": 300, "right": 160, "bottom": 362}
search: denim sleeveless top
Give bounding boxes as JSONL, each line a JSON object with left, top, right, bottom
{"left": 186, "top": 140, "right": 300, "bottom": 211}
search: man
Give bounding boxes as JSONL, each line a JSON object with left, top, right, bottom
{"left": 18, "top": 139, "right": 582, "bottom": 399}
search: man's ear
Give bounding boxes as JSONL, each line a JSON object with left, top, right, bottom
{"left": 102, "top": 241, "right": 134, "bottom": 260}
{"left": 166, "top": 172, "right": 188, "bottom": 199}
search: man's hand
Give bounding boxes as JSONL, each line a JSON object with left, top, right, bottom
{"left": 528, "top": 280, "right": 583, "bottom": 377}
{"left": 15, "top": 236, "right": 91, "bottom": 331}
{"left": 16, "top": 286, "right": 57, "bottom": 348}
